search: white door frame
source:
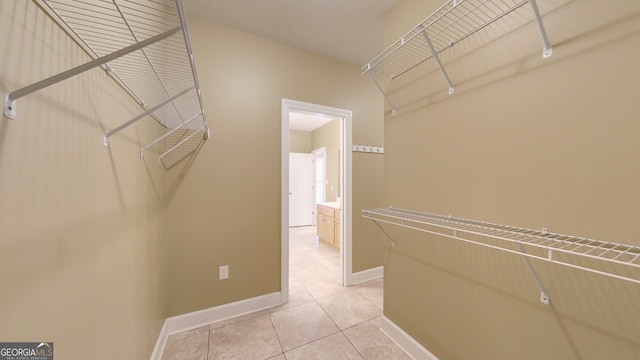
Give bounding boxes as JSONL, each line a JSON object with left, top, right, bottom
{"left": 281, "top": 98, "right": 353, "bottom": 304}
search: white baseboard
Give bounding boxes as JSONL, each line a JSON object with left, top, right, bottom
{"left": 150, "top": 292, "right": 282, "bottom": 360}
{"left": 380, "top": 316, "right": 440, "bottom": 360}
{"left": 350, "top": 266, "right": 384, "bottom": 285}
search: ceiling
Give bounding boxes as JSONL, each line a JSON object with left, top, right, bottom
{"left": 289, "top": 111, "right": 340, "bottom": 132}
{"left": 183, "top": 0, "right": 398, "bottom": 66}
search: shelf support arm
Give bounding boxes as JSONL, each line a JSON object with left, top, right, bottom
{"left": 366, "top": 70, "right": 397, "bottom": 116}
{"left": 365, "top": 215, "right": 397, "bottom": 248}
{"left": 420, "top": 26, "right": 455, "bottom": 95}
{"left": 3, "top": 26, "right": 182, "bottom": 120}
{"left": 517, "top": 243, "right": 550, "bottom": 305}
{"left": 528, "top": 0, "right": 553, "bottom": 58}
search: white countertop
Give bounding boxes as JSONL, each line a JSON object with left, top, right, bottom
{"left": 318, "top": 202, "right": 341, "bottom": 210}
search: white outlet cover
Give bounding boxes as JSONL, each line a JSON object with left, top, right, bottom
{"left": 219, "top": 265, "right": 229, "bottom": 280}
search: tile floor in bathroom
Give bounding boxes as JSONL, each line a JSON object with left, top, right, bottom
{"left": 161, "top": 226, "right": 411, "bottom": 360}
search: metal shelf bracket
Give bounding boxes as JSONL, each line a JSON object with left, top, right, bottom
{"left": 4, "top": 94, "right": 16, "bottom": 120}
{"left": 370, "top": 219, "right": 397, "bottom": 248}
{"left": 529, "top": 0, "right": 553, "bottom": 59}
{"left": 420, "top": 25, "right": 455, "bottom": 95}
{"left": 366, "top": 71, "right": 397, "bottom": 116}
{"left": 518, "top": 243, "right": 551, "bottom": 305}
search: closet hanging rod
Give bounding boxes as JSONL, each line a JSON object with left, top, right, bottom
{"left": 363, "top": 208, "right": 640, "bottom": 285}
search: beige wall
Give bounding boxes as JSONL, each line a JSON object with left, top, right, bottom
{"left": 0, "top": 2, "right": 168, "bottom": 359}
{"left": 382, "top": 0, "right": 640, "bottom": 359}
{"left": 165, "top": 17, "right": 385, "bottom": 316}
{"left": 289, "top": 130, "right": 311, "bottom": 153}
{"left": 311, "top": 119, "right": 341, "bottom": 202}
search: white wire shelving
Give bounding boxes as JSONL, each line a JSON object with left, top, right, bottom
{"left": 4, "top": 0, "right": 209, "bottom": 162}
{"left": 363, "top": 207, "right": 640, "bottom": 302}
{"left": 362, "top": 0, "right": 553, "bottom": 115}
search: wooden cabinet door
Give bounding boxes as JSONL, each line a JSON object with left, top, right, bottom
{"left": 317, "top": 206, "right": 338, "bottom": 249}
{"left": 334, "top": 209, "right": 341, "bottom": 249}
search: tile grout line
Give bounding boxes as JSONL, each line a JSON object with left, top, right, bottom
{"left": 341, "top": 327, "right": 367, "bottom": 360}
{"left": 206, "top": 325, "right": 211, "bottom": 360}
{"left": 267, "top": 313, "right": 286, "bottom": 360}
{"left": 289, "top": 226, "right": 385, "bottom": 358}
{"left": 288, "top": 226, "right": 346, "bottom": 355}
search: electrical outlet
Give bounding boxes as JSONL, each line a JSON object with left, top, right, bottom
{"left": 219, "top": 265, "right": 229, "bottom": 280}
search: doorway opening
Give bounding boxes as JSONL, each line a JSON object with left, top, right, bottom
{"left": 281, "top": 99, "right": 353, "bottom": 304}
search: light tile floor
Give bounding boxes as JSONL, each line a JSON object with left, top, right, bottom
{"left": 161, "top": 226, "right": 410, "bottom": 360}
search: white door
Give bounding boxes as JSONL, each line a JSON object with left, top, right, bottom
{"left": 289, "top": 153, "right": 314, "bottom": 226}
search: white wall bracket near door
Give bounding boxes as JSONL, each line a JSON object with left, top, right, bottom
{"left": 4, "top": 0, "right": 209, "bottom": 161}
{"left": 362, "top": 0, "right": 555, "bottom": 115}
{"left": 352, "top": 144, "right": 384, "bottom": 154}
{"left": 363, "top": 207, "right": 640, "bottom": 302}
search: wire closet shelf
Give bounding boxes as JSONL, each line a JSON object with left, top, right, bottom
{"left": 4, "top": 0, "right": 209, "bottom": 162}
{"left": 362, "top": 0, "right": 552, "bottom": 115}
{"left": 363, "top": 208, "right": 640, "bottom": 285}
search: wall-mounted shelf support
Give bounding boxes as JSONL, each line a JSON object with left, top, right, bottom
{"left": 529, "top": 0, "right": 553, "bottom": 58}
{"left": 363, "top": 208, "right": 640, "bottom": 298}
{"left": 517, "top": 243, "right": 550, "bottom": 304}
{"left": 372, "top": 219, "right": 396, "bottom": 248}
{"left": 4, "top": 94, "right": 16, "bottom": 120}
{"left": 362, "top": 0, "right": 557, "bottom": 115}
{"left": 420, "top": 26, "right": 455, "bottom": 95}
{"left": 366, "top": 71, "right": 397, "bottom": 116}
